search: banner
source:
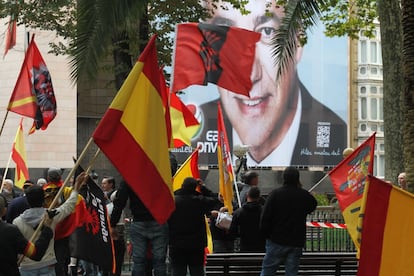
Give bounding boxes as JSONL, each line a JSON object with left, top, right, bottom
{"left": 329, "top": 132, "right": 376, "bottom": 251}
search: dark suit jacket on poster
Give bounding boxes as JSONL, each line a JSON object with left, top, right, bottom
{"left": 184, "top": 82, "right": 346, "bottom": 167}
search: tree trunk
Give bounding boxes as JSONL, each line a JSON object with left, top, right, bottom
{"left": 376, "top": 0, "right": 404, "bottom": 182}
{"left": 401, "top": 0, "right": 414, "bottom": 191}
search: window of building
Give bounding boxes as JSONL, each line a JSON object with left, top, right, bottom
{"left": 361, "top": 97, "right": 367, "bottom": 120}
{"left": 370, "top": 98, "right": 378, "bottom": 120}
{"left": 360, "top": 40, "right": 367, "bottom": 63}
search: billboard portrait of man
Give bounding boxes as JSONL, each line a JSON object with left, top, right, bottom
{"left": 172, "top": 0, "right": 348, "bottom": 167}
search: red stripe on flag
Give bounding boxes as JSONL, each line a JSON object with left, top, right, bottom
{"left": 357, "top": 177, "right": 391, "bottom": 276}
{"left": 55, "top": 193, "right": 88, "bottom": 240}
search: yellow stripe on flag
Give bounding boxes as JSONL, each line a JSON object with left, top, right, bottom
{"left": 12, "top": 118, "right": 29, "bottom": 189}
{"left": 379, "top": 188, "right": 414, "bottom": 275}
{"left": 217, "top": 103, "right": 234, "bottom": 214}
{"left": 120, "top": 73, "right": 171, "bottom": 186}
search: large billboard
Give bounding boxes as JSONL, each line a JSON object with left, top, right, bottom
{"left": 171, "top": 4, "right": 348, "bottom": 168}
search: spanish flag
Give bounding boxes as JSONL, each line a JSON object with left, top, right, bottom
{"left": 172, "top": 146, "right": 200, "bottom": 192}
{"left": 171, "top": 23, "right": 260, "bottom": 96}
{"left": 170, "top": 92, "right": 200, "bottom": 148}
{"left": 358, "top": 175, "right": 414, "bottom": 276}
{"left": 329, "top": 132, "right": 375, "bottom": 251}
{"left": 217, "top": 102, "right": 235, "bottom": 214}
{"left": 11, "top": 118, "right": 29, "bottom": 189}
{"left": 93, "top": 36, "right": 175, "bottom": 224}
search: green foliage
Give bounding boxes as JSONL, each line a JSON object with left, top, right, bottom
{"left": 0, "top": 0, "right": 76, "bottom": 55}
{"left": 319, "top": 0, "right": 377, "bottom": 39}
{"left": 313, "top": 193, "right": 330, "bottom": 206}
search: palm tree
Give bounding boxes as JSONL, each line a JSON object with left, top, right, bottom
{"left": 70, "top": 0, "right": 146, "bottom": 90}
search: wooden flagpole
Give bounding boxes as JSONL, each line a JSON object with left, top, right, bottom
{"left": 18, "top": 137, "right": 95, "bottom": 265}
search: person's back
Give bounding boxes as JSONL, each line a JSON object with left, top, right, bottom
{"left": 168, "top": 177, "right": 217, "bottom": 276}
{"left": 13, "top": 173, "right": 87, "bottom": 274}
{"left": 230, "top": 187, "right": 265, "bottom": 252}
{"left": 0, "top": 194, "right": 54, "bottom": 276}
{"left": 261, "top": 184, "right": 316, "bottom": 247}
{"left": 260, "top": 167, "right": 317, "bottom": 276}
{"left": 111, "top": 180, "right": 168, "bottom": 276}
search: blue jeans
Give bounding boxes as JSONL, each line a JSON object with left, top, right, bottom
{"left": 20, "top": 266, "right": 56, "bottom": 276}
{"left": 260, "top": 240, "right": 302, "bottom": 276}
{"left": 130, "top": 220, "right": 168, "bottom": 276}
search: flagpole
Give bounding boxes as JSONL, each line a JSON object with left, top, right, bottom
{"left": 0, "top": 151, "right": 13, "bottom": 193}
{"left": 230, "top": 157, "right": 242, "bottom": 209}
{"left": 18, "top": 137, "right": 95, "bottom": 265}
{"left": 0, "top": 110, "right": 9, "bottom": 138}
{"left": 308, "top": 173, "right": 329, "bottom": 193}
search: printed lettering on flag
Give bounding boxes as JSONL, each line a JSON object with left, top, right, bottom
{"left": 329, "top": 132, "right": 376, "bottom": 251}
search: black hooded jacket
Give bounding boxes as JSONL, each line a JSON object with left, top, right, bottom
{"left": 168, "top": 188, "right": 217, "bottom": 249}
{"left": 229, "top": 201, "right": 265, "bottom": 252}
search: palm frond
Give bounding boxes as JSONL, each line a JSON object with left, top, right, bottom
{"left": 272, "top": 0, "right": 322, "bottom": 80}
{"left": 69, "top": 0, "right": 146, "bottom": 83}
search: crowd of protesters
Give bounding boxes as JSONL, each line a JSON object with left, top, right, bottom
{"left": 0, "top": 164, "right": 320, "bottom": 276}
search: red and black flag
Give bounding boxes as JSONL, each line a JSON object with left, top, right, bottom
{"left": 171, "top": 23, "right": 260, "bottom": 96}
{"left": 70, "top": 164, "right": 115, "bottom": 272}
{"left": 8, "top": 35, "right": 57, "bottom": 134}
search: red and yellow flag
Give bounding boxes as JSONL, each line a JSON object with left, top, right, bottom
{"left": 11, "top": 118, "right": 29, "bottom": 189}
{"left": 172, "top": 146, "right": 200, "bottom": 192}
{"left": 329, "top": 132, "right": 376, "bottom": 251}
{"left": 8, "top": 35, "right": 57, "bottom": 134}
{"left": 93, "top": 35, "right": 175, "bottom": 224}
{"left": 358, "top": 176, "right": 414, "bottom": 276}
{"left": 159, "top": 68, "right": 173, "bottom": 147}
{"left": 4, "top": 16, "right": 16, "bottom": 57}
{"left": 171, "top": 23, "right": 260, "bottom": 96}
{"left": 217, "top": 102, "right": 235, "bottom": 214}
{"left": 170, "top": 92, "right": 200, "bottom": 148}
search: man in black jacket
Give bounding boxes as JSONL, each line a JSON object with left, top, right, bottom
{"left": 111, "top": 180, "right": 169, "bottom": 276}
{"left": 260, "top": 167, "right": 317, "bottom": 276}
{"left": 229, "top": 186, "right": 265, "bottom": 252}
{"left": 168, "top": 177, "right": 217, "bottom": 276}
{"left": 0, "top": 193, "right": 54, "bottom": 276}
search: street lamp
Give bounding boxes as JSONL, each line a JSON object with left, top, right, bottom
{"left": 233, "top": 144, "right": 249, "bottom": 181}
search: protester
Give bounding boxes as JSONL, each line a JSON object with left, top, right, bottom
{"left": 260, "top": 167, "right": 317, "bottom": 275}
{"left": 42, "top": 167, "right": 87, "bottom": 276}
{"left": 1, "top": 178, "right": 20, "bottom": 203}
{"left": 238, "top": 171, "right": 259, "bottom": 206}
{"left": 101, "top": 176, "right": 116, "bottom": 203}
{"left": 111, "top": 180, "right": 168, "bottom": 276}
{"left": 209, "top": 196, "right": 235, "bottom": 253}
{"left": 398, "top": 172, "right": 407, "bottom": 190}
{"left": 229, "top": 186, "right": 265, "bottom": 252}
{"left": 0, "top": 193, "right": 55, "bottom": 276}
{"left": 102, "top": 177, "right": 126, "bottom": 276}
{"left": 13, "top": 172, "right": 88, "bottom": 276}
{"left": 168, "top": 177, "right": 217, "bottom": 276}
{"left": 6, "top": 180, "right": 35, "bottom": 223}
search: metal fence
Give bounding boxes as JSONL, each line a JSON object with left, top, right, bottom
{"left": 305, "top": 206, "right": 356, "bottom": 252}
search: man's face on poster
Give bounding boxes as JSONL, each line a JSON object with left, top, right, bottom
{"left": 206, "top": 0, "right": 302, "bottom": 163}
